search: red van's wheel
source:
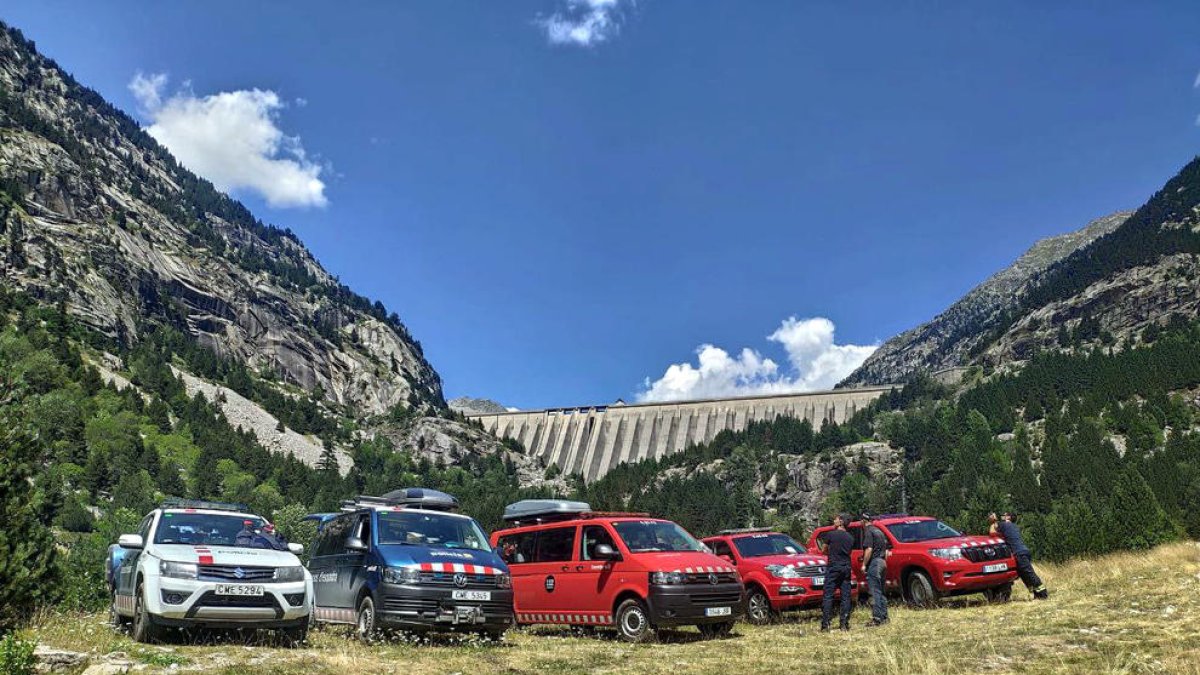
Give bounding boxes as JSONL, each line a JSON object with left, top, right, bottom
{"left": 745, "top": 588, "right": 776, "bottom": 625}
{"left": 615, "top": 599, "right": 655, "bottom": 643}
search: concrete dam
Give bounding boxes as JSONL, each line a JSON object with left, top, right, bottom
{"left": 467, "top": 387, "right": 894, "bottom": 482}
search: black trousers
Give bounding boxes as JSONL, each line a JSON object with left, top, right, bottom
{"left": 1015, "top": 553, "right": 1044, "bottom": 592}
{"left": 820, "top": 565, "right": 853, "bottom": 628}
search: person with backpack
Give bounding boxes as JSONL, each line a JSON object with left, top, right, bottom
{"left": 860, "top": 513, "right": 890, "bottom": 626}
{"left": 989, "top": 511, "right": 1049, "bottom": 600}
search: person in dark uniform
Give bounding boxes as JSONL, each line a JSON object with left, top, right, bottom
{"left": 860, "top": 513, "right": 890, "bottom": 626}
{"left": 817, "top": 513, "right": 855, "bottom": 631}
{"left": 989, "top": 512, "right": 1048, "bottom": 600}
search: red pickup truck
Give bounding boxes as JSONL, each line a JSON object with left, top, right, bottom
{"left": 808, "top": 515, "right": 1018, "bottom": 605}
{"left": 702, "top": 528, "right": 857, "bottom": 624}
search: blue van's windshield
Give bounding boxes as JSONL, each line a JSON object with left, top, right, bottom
{"left": 377, "top": 511, "right": 490, "bottom": 550}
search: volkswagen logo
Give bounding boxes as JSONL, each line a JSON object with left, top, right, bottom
{"left": 453, "top": 572, "right": 468, "bottom": 588}
{"left": 234, "top": 567, "right": 245, "bottom": 579}
{"left": 708, "top": 573, "right": 719, "bottom": 585}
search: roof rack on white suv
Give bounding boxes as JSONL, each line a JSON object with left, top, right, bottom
{"left": 159, "top": 497, "right": 251, "bottom": 513}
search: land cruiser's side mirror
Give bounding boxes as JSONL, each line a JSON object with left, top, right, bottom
{"left": 287, "top": 542, "right": 305, "bottom": 555}
{"left": 345, "top": 536, "right": 368, "bottom": 552}
{"left": 719, "top": 554, "right": 735, "bottom": 564}
{"left": 594, "top": 543, "right": 620, "bottom": 560}
{"left": 117, "top": 534, "right": 143, "bottom": 549}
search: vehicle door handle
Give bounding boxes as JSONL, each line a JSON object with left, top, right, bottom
{"left": 575, "top": 565, "right": 585, "bottom": 571}
{"left": 561, "top": 565, "right": 570, "bottom": 572}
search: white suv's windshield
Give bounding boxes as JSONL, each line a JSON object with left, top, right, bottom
{"left": 733, "top": 533, "right": 807, "bottom": 557}
{"left": 154, "top": 512, "right": 277, "bottom": 548}
{"left": 377, "top": 511, "right": 490, "bottom": 550}
{"left": 885, "top": 519, "right": 962, "bottom": 543}
{"left": 612, "top": 521, "right": 705, "bottom": 553}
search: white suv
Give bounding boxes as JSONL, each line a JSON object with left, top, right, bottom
{"left": 109, "top": 500, "right": 313, "bottom": 643}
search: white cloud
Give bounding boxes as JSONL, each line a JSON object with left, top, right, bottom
{"left": 637, "top": 317, "right": 877, "bottom": 403}
{"left": 539, "top": 0, "right": 631, "bottom": 47}
{"left": 128, "top": 72, "right": 327, "bottom": 208}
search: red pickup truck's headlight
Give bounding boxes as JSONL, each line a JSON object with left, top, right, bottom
{"left": 929, "top": 547, "right": 964, "bottom": 562}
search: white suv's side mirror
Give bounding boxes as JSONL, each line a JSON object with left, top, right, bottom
{"left": 118, "top": 534, "right": 144, "bottom": 549}
{"left": 287, "top": 542, "right": 304, "bottom": 555}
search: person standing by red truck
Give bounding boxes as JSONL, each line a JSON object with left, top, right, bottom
{"left": 860, "top": 513, "right": 890, "bottom": 626}
{"left": 815, "top": 513, "right": 855, "bottom": 631}
{"left": 989, "top": 512, "right": 1048, "bottom": 600}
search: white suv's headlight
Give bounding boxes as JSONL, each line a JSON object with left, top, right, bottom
{"left": 495, "top": 574, "right": 511, "bottom": 589}
{"left": 930, "top": 547, "right": 964, "bottom": 561}
{"left": 160, "top": 560, "right": 198, "bottom": 580}
{"left": 273, "top": 566, "right": 305, "bottom": 582}
{"left": 650, "top": 571, "right": 686, "bottom": 585}
{"left": 766, "top": 564, "right": 801, "bottom": 579}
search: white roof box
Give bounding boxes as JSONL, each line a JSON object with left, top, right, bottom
{"left": 503, "top": 499, "right": 592, "bottom": 523}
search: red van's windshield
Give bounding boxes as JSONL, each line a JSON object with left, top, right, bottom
{"left": 612, "top": 521, "right": 705, "bottom": 553}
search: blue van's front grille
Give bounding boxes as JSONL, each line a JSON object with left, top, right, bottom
{"left": 418, "top": 572, "right": 499, "bottom": 588}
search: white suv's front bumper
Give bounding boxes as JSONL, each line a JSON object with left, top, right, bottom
{"left": 146, "top": 573, "right": 312, "bottom": 626}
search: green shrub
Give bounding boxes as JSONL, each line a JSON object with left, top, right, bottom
{"left": 0, "top": 633, "right": 36, "bottom": 675}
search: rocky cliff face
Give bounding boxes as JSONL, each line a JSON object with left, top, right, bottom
{"left": 0, "top": 23, "right": 441, "bottom": 416}
{"left": 842, "top": 212, "right": 1130, "bottom": 386}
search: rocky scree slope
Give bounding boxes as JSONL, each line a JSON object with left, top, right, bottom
{"left": 0, "top": 22, "right": 439, "bottom": 417}
{"left": 842, "top": 211, "right": 1129, "bottom": 386}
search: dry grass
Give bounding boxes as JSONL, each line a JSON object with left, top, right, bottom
{"left": 23, "top": 542, "right": 1200, "bottom": 674}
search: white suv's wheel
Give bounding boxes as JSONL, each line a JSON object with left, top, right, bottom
{"left": 130, "top": 583, "right": 161, "bottom": 643}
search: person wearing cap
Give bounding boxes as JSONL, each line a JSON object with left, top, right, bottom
{"left": 860, "top": 513, "right": 890, "bottom": 626}
{"left": 235, "top": 520, "right": 257, "bottom": 546}
{"left": 817, "top": 512, "right": 855, "bottom": 631}
{"left": 989, "top": 512, "right": 1048, "bottom": 600}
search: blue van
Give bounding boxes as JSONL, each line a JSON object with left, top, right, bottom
{"left": 307, "top": 488, "right": 513, "bottom": 640}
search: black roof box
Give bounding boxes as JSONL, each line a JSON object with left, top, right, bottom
{"left": 503, "top": 499, "right": 592, "bottom": 524}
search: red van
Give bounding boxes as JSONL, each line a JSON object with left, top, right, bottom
{"left": 808, "top": 515, "right": 1018, "bottom": 605}
{"left": 702, "top": 528, "right": 856, "bottom": 624}
{"left": 490, "top": 500, "right": 746, "bottom": 642}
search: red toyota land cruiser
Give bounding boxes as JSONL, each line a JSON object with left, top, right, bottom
{"left": 701, "top": 528, "right": 857, "bottom": 625}
{"left": 808, "top": 515, "right": 1018, "bottom": 605}
{"left": 491, "top": 500, "right": 746, "bottom": 642}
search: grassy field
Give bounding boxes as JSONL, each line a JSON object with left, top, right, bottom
{"left": 22, "top": 541, "right": 1200, "bottom": 674}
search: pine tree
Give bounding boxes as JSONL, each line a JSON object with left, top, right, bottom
{"left": 0, "top": 416, "right": 60, "bottom": 631}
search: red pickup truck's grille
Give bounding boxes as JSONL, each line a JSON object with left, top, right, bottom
{"left": 962, "top": 543, "right": 1012, "bottom": 563}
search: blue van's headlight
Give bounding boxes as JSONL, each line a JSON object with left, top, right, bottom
{"left": 496, "top": 573, "right": 511, "bottom": 589}
{"left": 382, "top": 566, "right": 422, "bottom": 584}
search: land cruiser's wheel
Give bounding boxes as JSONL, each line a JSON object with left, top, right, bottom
{"left": 355, "top": 596, "right": 378, "bottom": 642}
{"left": 131, "top": 583, "right": 161, "bottom": 643}
{"left": 745, "top": 588, "right": 776, "bottom": 625}
{"left": 983, "top": 583, "right": 1013, "bottom": 604}
{"left": 614, "top": 599, "right": 654, "bottom": 643}
{"left": 698, "top": 621, "right": 735, "bottom": 639}
{"left": 905, "top": 571, "right": 940, "bottom": 608}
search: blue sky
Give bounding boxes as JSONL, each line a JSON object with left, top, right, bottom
{"left": 3, "top": 2, "right": 1199, "bottom": 409}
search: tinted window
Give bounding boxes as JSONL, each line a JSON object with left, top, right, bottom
{"left": 138, "top": 515, "right": 154, "bottom": 540}
{"left": 612, "top": 521, "right": 705, "bottom": 553}
{"left": 377, "top": 511, "right": 489, "bottom": 551}
{"left": 497, "top": 531, "right": 537, "bottom": 565}
{"left": 316, "top": 515, "right": 354, "bottom": 557}
{"left": 710, "top": 540, "right": 734, "bottom": 558}
{"left": 534, "top": 527, "right": 577, "bottom": 563}
{"left": 732, "top": 534, "right": 806, "bottom": 558}
{"left": 885, "top": 520, "right": 962, "bottom": 543}
{"left": 581, "top": 525, "right": 616, "bottom": 561}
